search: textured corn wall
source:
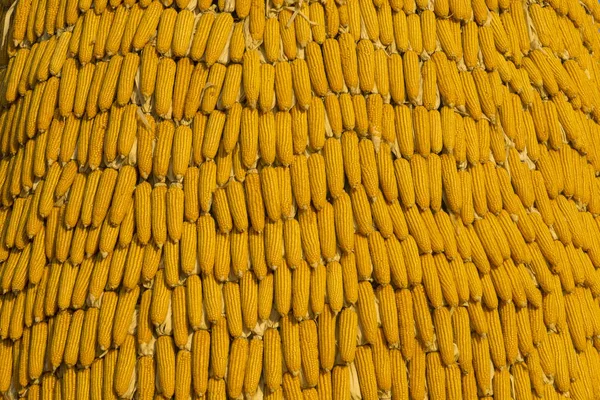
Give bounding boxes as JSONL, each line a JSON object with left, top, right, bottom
{"left": 0, "top": 0, "right": 599, "bottom": 398}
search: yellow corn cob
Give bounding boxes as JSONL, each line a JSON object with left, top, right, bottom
{"left": 163, "top": 237, "right": 181, "bottom": 286}
{"left": 164, "top": 183, "right": 184, "bottom": 243}
{"left": 266, "top": 232, "right": 288, "bottom": 302}
{"left": 215, "top": 337, "right": 244, "bottom": 398}
{"left": 23, "top": 229, "right": 40, "bottom": 284}
{"left": 53, "top": 0, "right": 71, "bottom": 31}
{"left": 155, "top": 335, "right": 175, "bottom": 398}
{"left": 110, "top": 106, "right": 135, "bottom": 159}
{"left": 88, "top": 168, "right": 117, "bottom": 229}
{"left": 94, "top": 55, "right": 123, "bottom": 113}
{"left": 253, "top": 263, "right": 271, "bottom": 313}
{"left": 96, "top": 290, "right": 119, "bottom": 351}
{"left": 436, "top": 18, "right": 459, "bottom": 61}
{"left": 263, "top": 327, "right": 282, "bottom": 392}
{"left": 460, "top": 21, "right": 480, "bottom": 69}
{"left": 449, "top": 308, "right": 472, "bottom": 375}
{"left": 112, "top": 2, "right": 140, "bottom": 53}
{"left": 263, "top": 17, "right": 280, "bottom": 64}
{"left": 25, "top": 43, "right": 46, "bottom": 90}
{"left": 282, "top": 373, "right": 304, "bottom": 400}
{"left": 99, "top": 4, "right": 124, "bottom": 54}
{"left": 203, "top": 272, "right": 225, "bottom": 325}
{"left": 163, "top": 285, "right": 185, "bottom": 349}
{"left": 255, "top": 65, "right": 276, "bottom": 114}
{"left": 317, "top": 305, "right": 336, "bottom": 372}
{"left": 189, "top": 330, "right": 210, "bottom": 398}
{"left": 305, "top": 263, "right": 323, "bottom": 316}
{"left": 231, "top": 337, "right": 258, "bottom": 396}
{"left": 23, "top": 84, "right": 44, "bottom": 143}
{"left": 410, "top": 285, "right": 436, "bottom": 350}
{"left": 17, "top": 49, "right": 37, "bottom": 99}
{"left": 89, "top": 8, "right": 113, "bottom": 57}
{"left": 290, "top": 258, "right": 311, "bottom": 317}
{"left": 38, "top": 374, "right": 55, "bottom": 400}
{"left": 188, "top": 12, "right": 215, "bottom": 61}
{"left": 83, "top": 355, "right": 100, "bottom": 400}
{"left": 103, "top": 105, "right": 125, "bottom": 164}
{"left": 278, "top": 316, "right": 301, "bottom": 376}
{"left": 135, "top": 46, "right": 158, "bottom": 102}
{"left": 194, "top": 214, "right": 216, "bottom": 278}
{"left": 76, "top": 10, "right": 100, "bottom": 65}
{"left": 55, "top": 260, "right": 78, "bottom": 310}
{"left": 432, "top": 306, "right": 455, "bottom": 366}
{"left": 0, "top": 292, "right": 14, "bottom": 340}
{"left": 289, "top": 59, "right": 311, "bottom": 111}
{"left": 111, "top": 54, "right": 139, "bottom": 106}
{"left": 333, "top": 307, "right": 356, "bottom": 365}
{"left": 318, "top": 369, "right": 340, "bottom": 400}
{"left": 75, "top": 307, "right": 99, "bottom": 368}
{"left": 274, "top": 9, "right": 296, "bottom": 61}
{"left": 171, "top": 58, "right": 194, "bottom": 122}
{"left": 219, "top": 282, "right": 242, "bottom": 337}
{"left": 471, "top": 334, "right": 492, "bottom": 395}
{"left": 237, "top": 50, "right": 261, "bottom": 110}
{"left": 147, "top": 268, "right": 171, "bottom": 329}
{"left": 498, "top": 300, "right": 520, "bottom": 366}
{"left": 354, "top": 281, "right": 378, "bottom": 345}
{"left": 424, "top": 352, "right": 446, "bottom": 400}
{"left": 231, "top": 231, "right": 248, "bottom": 276}
{"left": 13, "top": 0, "right": 33, "bottom": 43}
{"left": 354, "top": 346, "right": 378, "bottom": 400}
{"left": 56, "top": 367, "right": 75, "bottom": 400}
{"left": 211, "top": 188, "right": 232, "bottom": 235}
{"left": 154, "top": 57, "right": 176, "bottom": 118}
{"left": 62, "top": 64, "right": 91, "bottom": 118}
{"left": 293, "top": 319, "right": 318, "bottom": 388}
{"left": 82, "top": 62, "right": 108, "bottom": 119}
{"left": 34, "top": 36, "right": 57, "bottom": 84}
{"left": 131, "top": 0, "right": 162, "bottom": 51}
{"left": 307, "top": 97, "right": 326, "bottom": 151}
{"left": 268, "top": 63, "right": 292, "bottom": 114}
{"left": 5, "top": 49, "right": 29, "bottom": 104}
{"left": 134, "top": 356, "right": 154, "bottom": 400}
{"left": 322, "top": 260, "right": 344, "bottom": 313}
{"left": 214, "top": 65, "right": 241, "bottom": 112}
{"left": 484, "top": 307, "right": 506, "bottom": 369}
{"left": 34, "top": 77, "right": 59, "bottom": 134}
{"left": 110, "top": 284, "right": 139, "bottom": 347}
{"left": 113, "top": 334, "right": 135, "bottom": 397}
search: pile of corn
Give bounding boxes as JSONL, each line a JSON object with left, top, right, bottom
{"left": 1, "top": 0, "right": 600, "bottom": 397}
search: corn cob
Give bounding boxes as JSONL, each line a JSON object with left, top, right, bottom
{"left": 155, "top": 335, "right": 175, "bottom": 398}
{"left": 264, "top": 328, "right": 282, "bottom": 392}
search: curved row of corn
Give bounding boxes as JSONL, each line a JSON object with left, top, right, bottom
{"left": 0, "top": 0, "right": 598, "bottom": 397}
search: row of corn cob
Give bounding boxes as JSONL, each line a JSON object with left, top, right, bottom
{"left": 5, "top": 317, "right": 600, "bottom": 399}
{"left": 1, "top": 91, "right": 600, "bottom": 203}
{"left": 2, "top": 270, "right": 600, "bottom": 398}
{"left": 6, "top": 0, "right": 600, "bottom": 64}
{"left": 0, "top": 139, "right": 599, "bottom": 397}
{"left": 5, "top": 1, "right": 600, "bottom": 116}
{"left": 1, "top": 87, "right": 600, "bottom": 208}
{"left": 1, "top": 133, "right": 600, "bottom": 282}
{"left": 0, "top": 0, "right": 599, "bottom": 395}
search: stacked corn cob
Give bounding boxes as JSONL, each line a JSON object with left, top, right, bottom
{"left": 0, "top": 0, "right": 600, "bottom": 397}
